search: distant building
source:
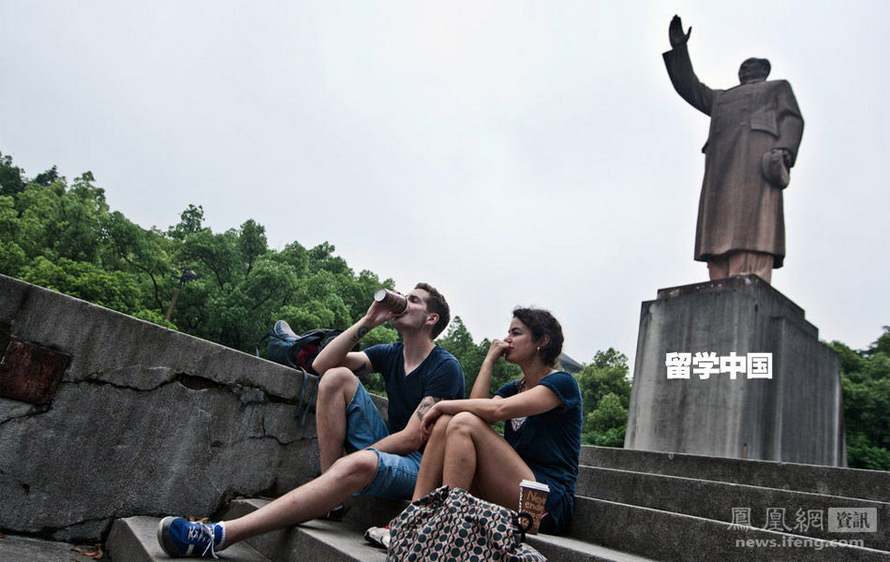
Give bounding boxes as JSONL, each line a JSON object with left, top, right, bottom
{"left": 559, "top": 352, "right": 583, "bottom": 374}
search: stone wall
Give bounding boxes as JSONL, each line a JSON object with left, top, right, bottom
{"left": 0, "top": 274, "right": 326, "bottom": 542}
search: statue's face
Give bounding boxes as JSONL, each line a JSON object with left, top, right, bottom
{"left": 738, "top": 58, "right": 771, "bottom": 84}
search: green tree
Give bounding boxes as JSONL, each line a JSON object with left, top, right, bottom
{"left": 832, "top": 327, "right": 890, "bottom": 470}
{"left": 576, "top": 348, "right": 631, "bottom": 446}
{"left": 239, "top": 219, "right": 267, "bottom": 275}
{"left": 0, "top": 152, "right": 26, "bottom": 197}
{"left": 19, "top": 256, "right": 142, "bottom": 313}
{"left": 168, "top": 204, "right": 206, "bottom": 239}
{"left": 0, "top": 195, "right": 25, "bottom": 276}
{"left": 583, "top": 392, "right": 628, "bottom": 447}
{"left": 438, "top": 316, "right": 521, "bottom": 397}
{"left": 0, "top": 152, "right": 403, "bottom": 362}
{"left": 103, "top": 211, "right": 174, "bottom": 310}
{"left": 33, "top": 165, "right": 61, "bottom": 186}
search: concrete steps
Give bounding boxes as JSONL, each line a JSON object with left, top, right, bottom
{"left": 107, "top": 516, "right": 269, "bottom": 561}
{"left": 572, "top": 446, "right": 890, "bottom": 560}
{"left": 105, "top": 446, "right": 890, "bottom": 560}
{"left": 581, "top": 445, "right": 890, "bottom": 503}
{"left": 221, "top": 497, "right": 654, "bottom": 562}
{"left": 525, "top": 533, "right": 655, "bottom": 562}
{"left": 569, "top": 495, "right": 890, "bottom": 561}
{"left": 575, "top": 464, "right": 890, "bottom": 550}
{"left": 0, "top": 535, "right": 102, "bottom": 562}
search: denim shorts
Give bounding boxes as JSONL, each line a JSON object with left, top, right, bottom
{"left": 345, "top": 382, "right": 422, "bottom": 500}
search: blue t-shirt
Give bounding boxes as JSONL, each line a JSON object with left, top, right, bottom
{"left": 496, "top": 371, "right": 582, "bottom": 533}
{"left": 363, "top": 343, "right": 465, "bottom": 433}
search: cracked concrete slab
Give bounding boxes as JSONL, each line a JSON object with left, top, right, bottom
{"left": 0, "top": 274, "right": 329, "bottom": 543}
{"left": 1, "top": 275, "right": 304, "bottom": 402}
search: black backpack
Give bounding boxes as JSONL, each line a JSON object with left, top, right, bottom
{"left": 257, "top": 320, "right": 341, "bottom": 375}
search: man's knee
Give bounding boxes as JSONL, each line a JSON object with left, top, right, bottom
{"left": 331, "top": 450, "right": 379, "bottom": 485}
{"left": 317, "top": 366, "right": 358, "bottom": 398}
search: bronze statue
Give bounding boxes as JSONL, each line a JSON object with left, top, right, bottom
{"left": 663, "top": 15, "right": 804, "bottom": 284}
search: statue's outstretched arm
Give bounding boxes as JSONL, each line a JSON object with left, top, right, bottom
{"left": 669, "top": 15, "right": 692, "bottom": 48}
{"left": 663, "top": 15, "right": 715, "bottom": 116}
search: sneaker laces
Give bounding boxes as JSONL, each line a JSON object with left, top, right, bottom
{"left": 186, "top": 522, "right": 219, "bottom": 559}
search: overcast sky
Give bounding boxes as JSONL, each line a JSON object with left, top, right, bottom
{"left": 2, "top": 1, "right": 888, "bottom": 364}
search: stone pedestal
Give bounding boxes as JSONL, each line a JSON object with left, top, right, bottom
{"left": 624, "top": 275, "right": 846, "bottom": 466}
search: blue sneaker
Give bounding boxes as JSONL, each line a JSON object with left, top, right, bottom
{"left": 157, "top": 516, "right": 225, "bottom": 558}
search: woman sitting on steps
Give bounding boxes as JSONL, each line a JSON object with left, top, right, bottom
{"left": 409, "top": 307, "right": 582, "bottom": 535}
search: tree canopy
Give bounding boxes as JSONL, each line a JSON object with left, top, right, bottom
{"left": 0, "top": 152, "right": 399, "bottom": 390}
{"left": 830, "top": 327, "right": 890, "bottom": 470}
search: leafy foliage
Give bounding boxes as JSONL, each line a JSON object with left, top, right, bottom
{"left": 0, "top": 152, "right": 398, "bottom": 376}
{"left": 576, "top": 349, "right": 631, "bottom": 446}
{"left": 438, "top": 317, "right": 521, "bottom": 396}
{"left": 830, "top": 326, "right": 890, "bottom": 470}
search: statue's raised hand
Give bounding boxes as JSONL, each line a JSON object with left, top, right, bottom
{"left": 669, "top": 15, "right": 692, "bottom": 48}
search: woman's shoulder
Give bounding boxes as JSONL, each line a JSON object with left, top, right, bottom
{"left": 541, "top": 370, "right": 579, "bottom": 387}
{"left": 538, "top": 371, "right": 582, "bottom": 405}
{"left": 495, "top": 378, "right": 522, "bottom": 397}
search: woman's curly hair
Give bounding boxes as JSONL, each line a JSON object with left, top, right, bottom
{"left": 512, "top": 307, "right": 564, "bottom": 366}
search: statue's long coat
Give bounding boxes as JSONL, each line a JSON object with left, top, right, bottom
{"left": 663, "top": 44, "right": 804, "bottom": 268}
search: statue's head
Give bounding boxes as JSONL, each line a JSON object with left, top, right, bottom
{"left": 738, "top": 58, "right": 771, "bottom": 84}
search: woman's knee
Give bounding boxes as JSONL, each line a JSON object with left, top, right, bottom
{"left": 431, "top": 414, "right": 453, "bottom": 435}
{"left": 447, "top": 412, "right": 485, "bottom": 435}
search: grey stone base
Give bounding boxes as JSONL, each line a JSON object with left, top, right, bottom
{"left": 625, "top": 275, "right": 845, "bottom": 466}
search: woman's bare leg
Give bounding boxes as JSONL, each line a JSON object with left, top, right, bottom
{"left": 442, "top": 412, "right": 534, "bottom": 511}
{"left": 412, "top": 415, "right": 453, "bottom": 500}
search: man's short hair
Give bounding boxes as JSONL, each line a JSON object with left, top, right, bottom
{"left": 415, "top": 282, "right": 450, "bottom": 339}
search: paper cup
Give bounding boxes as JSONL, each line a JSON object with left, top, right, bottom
{"left": 373, "top": 288, "right": 408, "bottom": 315}
{"left": 518, "top": 480, "right": 549, "bottom": 534}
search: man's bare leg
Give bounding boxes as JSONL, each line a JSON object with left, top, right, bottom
{"left": 222, "top": 450, "right": 378, "bottom": 546}
{"left": 315, "top": 367, "right": 359, "bottom": 473}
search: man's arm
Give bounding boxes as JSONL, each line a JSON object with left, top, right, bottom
{"left": 369, "top": 396, "right": 441, "bottom": 455}
{"left": 312, "top": 300, "right": 394, "bottom": 376}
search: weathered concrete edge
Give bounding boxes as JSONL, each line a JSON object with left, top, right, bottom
{"left": 0, "top": 273, "right": 307, "bottom": 401}
{"left": 581, "top": 446, "right": 890, "bottom": 503}
{"left": 576, "top": 464, "right": 890, "bottom": 550}
{"left": 570, "top": 495, "right": 890, "bottom": 561}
